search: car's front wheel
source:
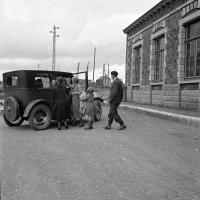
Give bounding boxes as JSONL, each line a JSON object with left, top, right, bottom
{"left": 29, "top": 104, "right": 52, "bottom": 130}
{"left": 93, "top": 100, "right": 102, "bottom": 121}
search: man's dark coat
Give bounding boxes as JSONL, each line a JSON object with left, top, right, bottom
{"left": 109, "top": 78, "right": 123, "bottom": 105}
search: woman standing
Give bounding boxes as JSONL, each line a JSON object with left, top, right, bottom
{"left": 54, "top": 77, "right": 70, "bottom": 130}
{"left": 71, "top": 77, "right": 82, "bottom": 125}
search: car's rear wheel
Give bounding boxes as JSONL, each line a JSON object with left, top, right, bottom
{"left": 93, "top": 100, "right": 102, "bottom": 121}
{"left": 3, "top": 113, "right": 24, "bottom": 127}
{"left": 29, "top": 104, "right": 52, "bottom": 130}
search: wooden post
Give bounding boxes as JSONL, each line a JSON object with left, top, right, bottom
{"left": 92, "top": 47, "right": 96, "bottom": 82}
{"left": 77, "top": 63, "right": 80, "bottom": 77}
{"left": 107, "top": 63, "right": 110, "bottom": 87}
{"left": 85, "top": 71, "right": 88, "bottom": 90}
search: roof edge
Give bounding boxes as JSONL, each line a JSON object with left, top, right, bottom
{"left": 123, "top": 0, "right": 173, "bottom": 34}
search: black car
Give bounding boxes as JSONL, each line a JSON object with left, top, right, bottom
{"left": 2, "top": 70, "right": 102, "bottom": 130}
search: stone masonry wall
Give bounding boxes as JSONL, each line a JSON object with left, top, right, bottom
{"left": 165, "top": 11, "right": 181, "bottom": 84}
{"left": 141, "top": 28, "right": 151, "bottom": 86}
{"left": 125, "top": 0, "right": 200, "bottom": 111}
{"left": 125, "top": 39, "right": 133, "bottom": 86}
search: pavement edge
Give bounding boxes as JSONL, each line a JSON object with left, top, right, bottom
{"left": 102, "top": 102, "right": 200, "bottom": 128}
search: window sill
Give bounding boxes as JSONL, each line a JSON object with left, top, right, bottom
{"left": 132, "top": 83, "right": 140, "bottom": 86}
{"left": 179, "top": 78, "right": 200, "bottom": 84}
{"left": 150, "top": 81, "right": 163, "bottom": 85}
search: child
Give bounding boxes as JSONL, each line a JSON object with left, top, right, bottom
{"left": 78, "top": 90, "right": 87, "bottom": 127}
{"left": 80, "top": 87, "right": 95, "bottom": 130}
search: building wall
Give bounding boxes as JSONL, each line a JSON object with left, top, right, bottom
{"left": 125, "top": 0, "right": 200, "bottom": 111}
{"left": 141, "top": 29, "right": 151, "bottom": 86}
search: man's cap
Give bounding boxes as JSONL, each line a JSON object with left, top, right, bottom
{"left": 111, "top": 71, "right": 118, "bottom": 76}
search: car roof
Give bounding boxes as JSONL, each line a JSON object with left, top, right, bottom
{"left": 3, "top": 70, "right": 73, "bottom": 77}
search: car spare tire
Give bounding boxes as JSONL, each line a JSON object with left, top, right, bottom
{"left": 3, "top": 96, "right": 20, "bottom": 122}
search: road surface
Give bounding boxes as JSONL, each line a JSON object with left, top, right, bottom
{"left": 1, "top": 106, "right": 200, "bottom": 200}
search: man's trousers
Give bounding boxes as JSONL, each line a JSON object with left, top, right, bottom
{"left": 108, "top": 103, "right": 124, "bottom": 126}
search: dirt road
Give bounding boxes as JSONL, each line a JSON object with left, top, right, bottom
{"left": 1, "top": 106, "right": 200, "bottom": 200}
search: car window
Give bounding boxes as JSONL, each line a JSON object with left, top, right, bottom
{"left": 6, "top": 76, "right": 18, "bottom": 87}
{"left": 35, "top": 76, "right": 50, "bottom": 88}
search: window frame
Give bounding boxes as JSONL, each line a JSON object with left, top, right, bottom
{"left": 134, "top": 45, "right": 141, "bottom": 83}
{"left": 184, "top": 20, "right": 200, "bottom": 78}
{"left": 153, "top": 35, "right": 165, "bottom": 82}
{"left": 5, "top": 75, "right": 19, "bottom": 88}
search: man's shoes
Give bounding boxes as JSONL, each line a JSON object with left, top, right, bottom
{"left": 117, "top": 124, "right": 126, "bottom": 130}
{"left": 78, "top": 123, "right": 84, "bottom": 127}
{"left": 64, "top": 125, "right": 69, "bottom": 129}
{"left": 104, "top": 125, "right": 111, "bottom": 130}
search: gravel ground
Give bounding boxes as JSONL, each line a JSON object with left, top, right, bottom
{"left": 1, "top": 106, "right": 200, "bottom": 200}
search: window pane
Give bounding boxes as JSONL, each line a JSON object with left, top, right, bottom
{"left": 196, "top": 21, "right": 200, "bottom": 37}
{"left": 196, "top": 58, "right": 200, "bottom": 76}
{"left": 196, "top": 39, "right": 200, "bottom": 76}
{"left": 35, "top": 77, "right": 50, "bottom": 88}
{"left": 190, "top": 41, "right": 195, "bottom": 57}
{"left": 155, "top": 39, "right": 160, "bottom": 51}
{"left": 160, "top": 37, "right": 165, "bottom": 50}
{"left": 186, "top": 26, "right": 190, "bottom": 39}
{"left": 189, "top": 41, "right": 195, "bottom": 77}
{"left": 154, "top": 36, "right": 164, "bottom": 81}
{"left": 190, "top": 23, "right": 196, "bottom": 39}
{"left": 6, "top": 76, "right": 18, "bottom": 87}
{"left": 197, "top": 38, "right": 200, "bottom": 57}
{"left": 134, "top": 46, "right": 141, "bottom": 82}
{"left": 185, "top": 41, "right": 196, "bottom": 77}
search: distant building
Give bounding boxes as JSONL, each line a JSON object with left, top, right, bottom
{"left": 79, "top": 79, "right": 92, "bottom": 88}
{"left": 123, "top": 0, "right": 200, "bottom": 110}
{"left": 96, "top": 75, "right": 111, "bottom": 87}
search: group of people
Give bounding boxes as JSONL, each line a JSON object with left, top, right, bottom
{"left": 54, "top": 76, "right": 95, "bottom": 130}
{"left": 54, "top": 70, "right": 126, "bottom": 131}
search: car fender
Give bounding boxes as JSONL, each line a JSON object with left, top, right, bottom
{"left": 23, "top": 99, "right": 50, "bottom": 118}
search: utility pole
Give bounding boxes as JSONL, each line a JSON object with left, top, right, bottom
{"left": 37, "top": 64, "right": 40, "bottom": 70}
{"left": 50, "top": 25, "right": 59, "bottom": 71}
{"left": 108, "top": 62, "right": 110, "bottom": 86}
{"left": 77, "top": 62, "right": 80, "bottom": 77}
{"left": 103, "top": 63, "right": 105, "bottom": 86}
{"left": 92, "top": 47, "right": 96, "bottom": 83}
{"left": 86, "top": 62, "right": 89, "bottom": 72}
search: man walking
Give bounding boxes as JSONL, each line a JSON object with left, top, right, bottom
{"left": 104, "top": 71, "right": 126, "bottom": 130}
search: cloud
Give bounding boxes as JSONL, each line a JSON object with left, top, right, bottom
{"left": 0, "top": 0, "right": 160, "bottom": 80}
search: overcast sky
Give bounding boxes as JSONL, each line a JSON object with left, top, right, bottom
{"left": 0, "top": 0, "right": 160, "bottom": 81}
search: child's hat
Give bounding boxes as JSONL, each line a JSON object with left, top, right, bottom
{"left": 86, "top": 87, "right": 94, "bottom": 93}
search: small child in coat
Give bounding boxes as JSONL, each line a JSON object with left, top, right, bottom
{"left": 78, "top": 90, "right": 87, "bottom": 127}
{"left": 80, "top": 87, "right": 95, "bottom": 130}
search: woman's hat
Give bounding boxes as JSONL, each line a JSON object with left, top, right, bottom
{"left": 86, "top": 87, "right": 94, "bottom": 93}
{"left": 72, "top": 76, "right": 79, "bottom": 83}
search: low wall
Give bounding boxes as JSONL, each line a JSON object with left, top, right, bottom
{"left": 125, "top": 84, "right": 200, "bottom": 111}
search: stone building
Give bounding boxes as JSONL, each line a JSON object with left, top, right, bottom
{"left": 123, "top": 0, "right": 200, "bottom": 110}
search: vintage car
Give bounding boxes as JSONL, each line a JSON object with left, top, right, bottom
{"left": 2, "top": 70, "right": 103, "bottom": 130}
